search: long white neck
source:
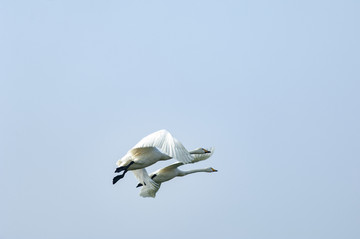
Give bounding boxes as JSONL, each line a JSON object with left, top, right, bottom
{"left": 179, "top": 168, "right": 210, "bottom": 176}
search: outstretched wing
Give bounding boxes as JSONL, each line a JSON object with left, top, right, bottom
{"left": 157, "top": 162, "right": 184, "bottom": 172}
{"left": 132, "top": 169, "right": 160, "bottom": 194}
{"left": 133, "top": 129, "right": 193, "bottom": 164}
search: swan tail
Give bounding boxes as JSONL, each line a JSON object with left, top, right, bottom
{"left": 140, "top": 184, "right": 161, "bottom": 198}
{"left": 132, "top": 169, "right": 160, "bottom": 198}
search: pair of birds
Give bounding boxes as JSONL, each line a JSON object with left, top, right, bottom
{"left": 113, "top": 129, "right": 217, "bottom": 197}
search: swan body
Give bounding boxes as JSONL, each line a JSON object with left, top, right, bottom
{"left": 134, "top": 147, "right": 216, "bottom": 198}
{"left": 116, "top": 147, "right": 171, "bottom": 170}
{"left": 113, "top": 130, "right": 210, "bottom": 185}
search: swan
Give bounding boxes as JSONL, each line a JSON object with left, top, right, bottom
{"left": 133, "top": 147, "right": 217, "bottom": 198}
{"left": 112, "top": 130, "right": 211, "bottom": 184}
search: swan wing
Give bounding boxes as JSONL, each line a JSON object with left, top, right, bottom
{"left": 132, "top": 169, "right": 160, "bottom": 194}
{"left": 133, "top": 129, "right": 193, "bottom": 164}
{"left": 190, "top": 147, "right": 215, "bottom": 163}
{"left": 157, "top": 162, "right": 184, "bottom": 172}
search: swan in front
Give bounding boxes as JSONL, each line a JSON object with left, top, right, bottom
{"left": 133, "top": 147, "right": 217, "bottom": 198}
{"left": 112, "top": 129, "right": 211, "bottom": 185}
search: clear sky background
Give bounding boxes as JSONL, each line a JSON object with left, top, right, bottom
{"left": 1, "top": 1, "right": 359, "bottom": 238}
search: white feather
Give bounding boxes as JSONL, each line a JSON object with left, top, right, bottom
{"left": 133, "top": 129, "right": 193, "bottom": 164}
{"left": 132, "top": 168, "right": 160, "bottom": 195}
{"left": 132, "top": 168, "right": 161, "bottom": 198}
{"left": 139, "top": 183, "right": 161, "bottom": 198}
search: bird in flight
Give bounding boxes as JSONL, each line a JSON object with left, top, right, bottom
{"left": 112, "top": 129, "right": 216, "bottom": 197}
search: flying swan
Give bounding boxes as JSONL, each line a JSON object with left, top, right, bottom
{"left": 113, "top": 129, "right": 211, "bottom": 185}
{"left": 133, "top": 147, "right": 217, "bottom": 198}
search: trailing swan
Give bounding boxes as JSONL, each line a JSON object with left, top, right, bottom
{"left": 133, "top": 147, "right": 216, "bottom": 197}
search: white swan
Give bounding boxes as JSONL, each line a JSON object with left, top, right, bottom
{"left": 133, "top": 147, "right": 217, "bottom": 198}
{"left": 113, "top": 129, "right": 211, "bottom": 184}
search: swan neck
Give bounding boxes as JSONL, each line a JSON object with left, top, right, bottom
{"left": 180, "top": 168, "right": 209, "bottom": 176}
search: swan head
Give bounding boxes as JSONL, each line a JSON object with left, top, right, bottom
{"left": 189, "top": 148, "right": 211, "bottom": 154}
{"left": 206, "top": 167, "right": 218, "bottom": 172}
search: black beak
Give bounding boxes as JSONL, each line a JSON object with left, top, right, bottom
{"left": 204, "top": 149, "right": 211, "bottom": 153}
{"left": 136, "top": 183, "right": 143, "bottom": 188}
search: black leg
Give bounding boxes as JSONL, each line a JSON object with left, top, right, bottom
{"left": 126, "top": 161, "right": 135, "bottom": 169}
{"left": 114, "top": 161, "right": 135, "bottom": 173}
{"left": 113, "top": 161, "right": 135, "bottom": 185}
{"left": 113, "top": 168, "right": 130, "bottom": 184}
{"left": 115, "top": 166, "right": 125, "bottom": 173}
{"left": 113, "top": 174, "right": 124, "bottom": 184}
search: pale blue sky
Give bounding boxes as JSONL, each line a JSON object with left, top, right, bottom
{"left": 1, "top": 1, "right": 359, "bottom": 238}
